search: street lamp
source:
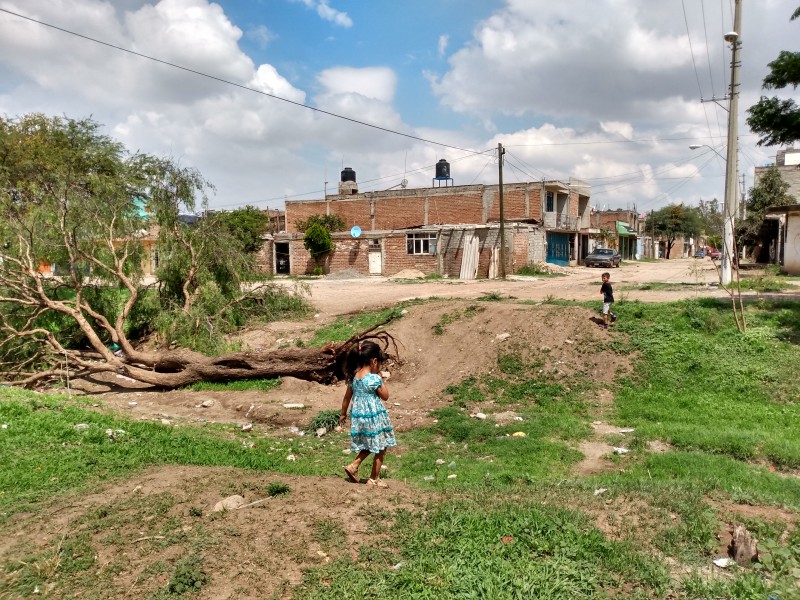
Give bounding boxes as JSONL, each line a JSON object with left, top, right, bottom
{"left": 689, "top": 143, "right": 726, "bottom": 160}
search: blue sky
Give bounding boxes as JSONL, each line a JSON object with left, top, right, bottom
{"left": 0, "top": 0, "right": 797, "bottom": 214}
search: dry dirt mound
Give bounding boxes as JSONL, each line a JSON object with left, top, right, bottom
{"left": 72, "top": 301, "right": 631, "bottom": 434}
{"left": 1, "top": 466, "right": 424, "bottom": 599}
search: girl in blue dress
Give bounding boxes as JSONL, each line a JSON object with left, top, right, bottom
{"left": 339, "top": 340, "right": 396, "bottom": 487}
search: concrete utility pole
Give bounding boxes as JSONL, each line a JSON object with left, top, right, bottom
{"left": 498, "top": 142, "right": 506, "bottom": 279}
{"left": 721, "top": 0, "right": 742, "bottom": 285}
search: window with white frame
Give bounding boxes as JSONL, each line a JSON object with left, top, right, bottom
{"left": 406, "top": 232, "right": 437, "bottom": 255}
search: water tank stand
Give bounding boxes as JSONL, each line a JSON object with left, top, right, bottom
{"left": 432, "top": 177, "right": 453, "bottom": 187}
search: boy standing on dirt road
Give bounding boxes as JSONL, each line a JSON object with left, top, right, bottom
{"left": 600, "top": 272, "right": 617, "bottom": 330}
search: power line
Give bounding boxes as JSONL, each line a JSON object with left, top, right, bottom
{"left": 700, "top": 0, "right": 724, "bottom": 139}
{"left": 0, "top": 7, "right": 483, "bottom": 157}
{"left": 682, "top": 0, "right": 717, "bottom": 154}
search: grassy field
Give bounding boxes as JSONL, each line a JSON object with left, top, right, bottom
{"left": 2, "top": 299, "right": 800, "bottom": 598}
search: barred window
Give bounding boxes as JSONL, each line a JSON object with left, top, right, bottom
{"left": 406, "top": 232, "right": 437, "bottom": 255}
{"left": 546, "top": 191, "right": 554, "bottom": 212}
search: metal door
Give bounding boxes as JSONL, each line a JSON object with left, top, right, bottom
{"left": 546, "top": 232, "right": 569, "bottom": 266}
{"left": 368, "top": 250, "right": 382, "bottom": 274}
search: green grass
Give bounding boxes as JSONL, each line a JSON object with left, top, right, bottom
{"left": 186, "top": 378, "right": 281, "bottom": 392}
{"left": 297, "top": 498, "right": 669, "bottom": 599}
{"left": 0, "top": 388, "right": 349, "bottom": 521}
{"left": 307, "top": 306, "right": 406, "bottom": 346}
{"left": 4, "top": 298, "right": 800, "bottom": 597}
{"left": 515, "top": 264, "right": 566, "bottom": 277}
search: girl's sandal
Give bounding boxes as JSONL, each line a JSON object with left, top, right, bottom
{"left": 343, "top": 464, "right": 360, "bottom": 484}
{"left": 366, "top": 479, "right": 388, "bottom": 488}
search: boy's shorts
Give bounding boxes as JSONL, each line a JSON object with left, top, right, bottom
{"left": 602, "top": 302, "right": 612, "bottom": 315}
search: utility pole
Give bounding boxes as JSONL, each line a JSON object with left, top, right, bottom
{"left": 721, "top": 0, "right": 742, "bottom": 286}
{"left": 498, "top": 142, "right": 506, "bottom": 279}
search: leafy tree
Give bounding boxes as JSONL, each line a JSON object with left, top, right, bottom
{"left": 296, "top": 213, "right": 346, "bottom": 233}
{"left": 738, "top": 167, "right": 794, "bottom": 261}
{"left": 303, "top": 223, "right": 334, "bottom": 273}
{"left": 651, "top": 204, "right": 702, "bottom": 259}
{"left": 697, "top": 198, "right": 723, "bottom": 239}
{"left": 746, "top": 7, "right": 800, "bottom": 146}
{"left": 0, "top": 114, "right": 371, "bottom": 389}
{"left": 212, "top": 206, "right": 271, "bottom": 254}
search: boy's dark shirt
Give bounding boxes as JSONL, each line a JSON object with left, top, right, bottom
{"left": 601, "top": 282, "right": 614, "bottom": 303}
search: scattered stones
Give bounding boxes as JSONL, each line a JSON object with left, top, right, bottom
{"left": 472, "top": 412, "right": 487, "bottom": 420}
{"left": 618, "top": 428, "right": 635, "bottom": 434}
{"left": 127, "top": 402, "right": 138, "bottom": 408}
{"left": 245, "top": 404, "right": 255, "bottom": 418}
{"left": 105, "top": 428, "right": 125, "bottom": 440}
{"left": 212, "top": 495, "right": 246, "bottom": 513}
{"left": 447, "top": 461, "right": 456, "bottom": 468}
{"left": 315, "top": 427, "right": 327, "bottom": 438}
{"left": 612, "top": 447, "right": 629, "bottom": 455}
{"left": 495, "top": 332, "right": 511, "bottom": 342}
{"left": 381, "top": 370, "right": 391, "bottom": 379}
{"left": 241, "top": 423, "right": 253, "bottom": 432}
{"left": 160, "top": 419, "right": 172, "bottom": 426}
{"left": 423, "top": 475, "right": 435, "bottom": 481}
{"left": 540, "top": 346, "right": 551, "bottom": 353}
{"left": 132, "top": 485, "right": 143, "bottom": 494}
{"left": 447, "top": 474, "right": 457, "bottom": 479}
{"left": 435, "top": 459, "right": 446, "bottom": 466}
{"left": 288, "top": 426, "right": 300, "bottom": 433}
{"left": 494, "top": 411, "right": 523, "bottom": 425}
{"left": 283, "top": 403, "right": 305, "bottom": 409}
{"left": 511, "top": 431, "right": 526, "bottom": 438}
{"left": 564, "top": 339, "right": 575, "bottom": 344}
{"left": 74, "top": 423, "right": 89, "bottom": 431}
{"left": 342, "top": 449, "right": 352, "bottom": 455}
{"left": 286, "top": 454, "right": 297, "bottom": 461}
{"left": 199, "top": 399, "right": 215, "bottom": 408}
{"left": 594, "top": 488, "right": 608, "bottom": 496}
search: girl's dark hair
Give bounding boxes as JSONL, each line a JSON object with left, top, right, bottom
{"left": 345, "top": 340, "right": 386, "bottom": 381}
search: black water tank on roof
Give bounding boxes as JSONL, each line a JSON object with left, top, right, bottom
{"left": 435, "top": 159, "right": 450, "bottom": 179}
{"left": 341, "top": 167, "right": 356, "bottom": 182}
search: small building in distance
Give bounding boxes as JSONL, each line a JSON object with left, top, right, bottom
{"left": 267, "top": 162, "right": 597, "bottom": 278}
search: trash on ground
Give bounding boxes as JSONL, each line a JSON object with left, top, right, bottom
{"left": 613, "top": 447, "right": 629, "bottom": 455}
{"left": 74, "top": 423, "right": 89, "bottom": 430}
{"left": 594, "top": 488, "right": 608, "bottom": 496}
{"left": 618, "top": 428, "right": 635, "bottom": 433}
{"left": 512, "top": 431, "right": 527, "bottom": 437}
{"left": 712, "top": 557, "right": 736, "bottom": 568}
{"left": 241, "top": 423, "right": 253, "bottom": 432}
{"left": 286, "top": 454, "right": 297, "bottom": 461}
{"left": 283, "top": 403, "right": 305, "bottom": 409}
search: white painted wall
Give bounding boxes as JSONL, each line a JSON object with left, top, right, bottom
{"left": 785, "top": 214, "right": 800, "bottom": 275}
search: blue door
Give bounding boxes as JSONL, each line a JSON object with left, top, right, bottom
{"left": 546, "top": 232, "right": 570, "bottom": 266}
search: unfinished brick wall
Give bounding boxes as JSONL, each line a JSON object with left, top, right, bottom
{"left": 374, "top": 197, "right": 426, "bottom": 229}
{"left": 487, "top": 188, "right": 527, "bottom": 221}
{"left": 426, "top": 191, "right": 485, "bottom": 224}
{"left": 383, "top": 234, "right": 437, "bottom": 276}
{"left": 285, "top": 199, "right": 373, "bottom": 233}
{"left": 253, "top": 237, "right": 274, "bottom": 275}
{"left": 287, "top": 236, "right": 371, "bottom": 275}
{"left": 511, "top": 230, "right": 529, "bottom": 272}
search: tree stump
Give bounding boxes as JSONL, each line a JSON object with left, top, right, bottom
{"left": 728, "top": 522, "right": 758, "bottom": 565}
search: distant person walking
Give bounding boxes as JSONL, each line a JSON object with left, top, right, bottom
{"left": 600, "top": 272, "right": 617, "bottom": 330}
{"left": 340, "top": 340, "right": 396, "bottom": 488}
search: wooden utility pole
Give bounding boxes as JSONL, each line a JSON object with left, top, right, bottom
{"left": 498, "top": 142, "right": 506, "bottom": 279}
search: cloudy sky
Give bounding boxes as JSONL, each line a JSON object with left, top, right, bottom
{"left": 0, "top": 0, "right": 796, "bottom": 213}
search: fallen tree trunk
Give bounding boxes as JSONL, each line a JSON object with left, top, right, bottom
{"left": 5, "top": 318, "right": 398, "bottom": 390}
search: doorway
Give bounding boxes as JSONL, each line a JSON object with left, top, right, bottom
{"left": 275, "top": 243, "right": 290, "bottom": 274}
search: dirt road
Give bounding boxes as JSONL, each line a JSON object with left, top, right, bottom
{"left": 290, "top": 258, "right": 729, "bottom": 316}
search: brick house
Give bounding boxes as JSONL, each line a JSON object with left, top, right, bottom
{"left": 593, "top": 209, "right": 640, "bottom": 260}
{"left": 260, "top": 166, "right": 594, "bottom": 277}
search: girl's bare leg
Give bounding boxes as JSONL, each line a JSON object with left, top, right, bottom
{"left": 369, "top": 449, "right": 386, "bottom": 480}
{"left": 349, "top": 450, "right": 371, "bottom": 472}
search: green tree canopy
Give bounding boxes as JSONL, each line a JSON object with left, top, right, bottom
{"left": 746, "top": 6, "right": 800, "bottom": 146}
{"left": 296, "top": 213, "right": 346, "bottom": 233}
{"left": 0, "top": 114, "right": 315, "bottom": 388}
{"left": 738, "top": 167, "right": 794, "bottom": 258}
{"left": 303, "top": 223, "right": 334, "bottom": 270}
{"left": 212, "top": 206, "right": 271, "bottom": 254}
{"left": 651, "top": 204, "right": 702, "bottom": 259}
{"left": 697, "top": 198, "right": 723, "bottom": 239}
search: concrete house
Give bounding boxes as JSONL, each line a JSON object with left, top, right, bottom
{"left": 765, "top": 204, "right": 800, "bottom": 275}
{"left": 266, "top": 162, "right": 594, "bottom": 278}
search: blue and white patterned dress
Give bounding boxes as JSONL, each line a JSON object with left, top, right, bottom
{"left": 349, "top": 372, "right": 396, "bottom": 453}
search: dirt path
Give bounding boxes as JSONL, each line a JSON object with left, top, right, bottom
{"left": 286, "top": 258, "right": 729, "bottom": 316}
